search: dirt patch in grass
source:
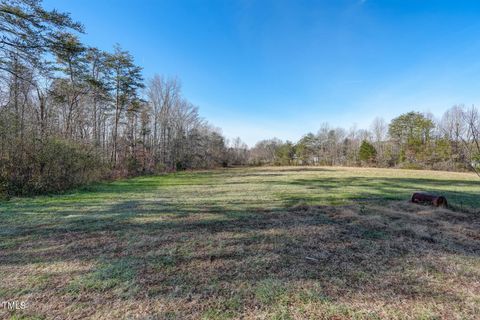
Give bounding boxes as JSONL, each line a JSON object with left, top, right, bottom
{"left": 1, "top": 199, "right": 479, "bottom": 319}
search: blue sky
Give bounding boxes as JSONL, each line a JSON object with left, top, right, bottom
{"left": 44, "top": 0, "right": 480, "bottom": 145}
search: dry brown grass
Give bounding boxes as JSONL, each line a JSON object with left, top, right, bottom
{"left": 1, "top": 167, "right": 479, "bottom": 319}
{"left": 2, "top": 201, "right": 479, "bottom": 319}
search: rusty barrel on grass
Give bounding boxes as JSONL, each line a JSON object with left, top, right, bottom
{"left": 411, "top": 192, "right": 448, "bottom": 207}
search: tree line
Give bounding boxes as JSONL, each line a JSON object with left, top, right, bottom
{"left": 1, "top": 1, "right": 479, "bottom": 197}
{"left": 0, "top": 0, "right": 247, "bottom": 196}
{"left": 250, "top": 108, "right": 480, "bottom": 177}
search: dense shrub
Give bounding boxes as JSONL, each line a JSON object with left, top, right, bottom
{"left": 0, "top": 138, "right": 107, "bottom": 196}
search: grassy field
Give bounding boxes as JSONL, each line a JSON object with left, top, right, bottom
{"left": 0, "top": 166, "right": 479, "bottom": 319}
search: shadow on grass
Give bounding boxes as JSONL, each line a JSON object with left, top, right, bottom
{"left": 1, "top": 171, "right": 479, "bottom": 318}
{"left": 281, "top": 176, "right": 480, "bottom": 208}
{"left": 2, "top": 199, "right": 479, "bottom": 280}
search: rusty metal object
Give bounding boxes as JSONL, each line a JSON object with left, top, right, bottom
{"left": 411, "top": 192, "right": 448, "bottom": 207}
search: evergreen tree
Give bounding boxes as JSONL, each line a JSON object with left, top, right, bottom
{"left": 359, "top": 140, "right": 377, "bottom": 164}
{"left": 105, "top": 45, "right": 144, "bottom": 167}
{"left": 388, "top": 111, "right": 434, "bottom": 163}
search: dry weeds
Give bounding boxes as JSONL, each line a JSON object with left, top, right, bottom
{"left": 0, "top": 167, "right": 479, "bottom": 319}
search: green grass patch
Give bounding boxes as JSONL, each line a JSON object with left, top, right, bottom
{"left": 0, "top": 166, "right": 479, "bottom": 319}
{"left": 67, "top": 257, "right": 139, "bottom": 298}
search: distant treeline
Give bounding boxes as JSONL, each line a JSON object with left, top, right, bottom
{"left": 250, "top": 108, "right": 480, "bottom": 176}
{"left": 1, "top": 1, "right": 479, "bottom": 197}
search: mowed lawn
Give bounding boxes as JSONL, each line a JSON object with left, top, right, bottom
{"left": 0, "top": 167, "right": 479, "bottom": 319}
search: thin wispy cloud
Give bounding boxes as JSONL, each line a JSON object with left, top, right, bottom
{"left": 43, "top": 0, "right": 480, "bottom": 143}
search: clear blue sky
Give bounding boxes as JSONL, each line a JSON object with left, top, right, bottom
{"left": 44, "top": 0, "right": 480, "bottom": 146}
